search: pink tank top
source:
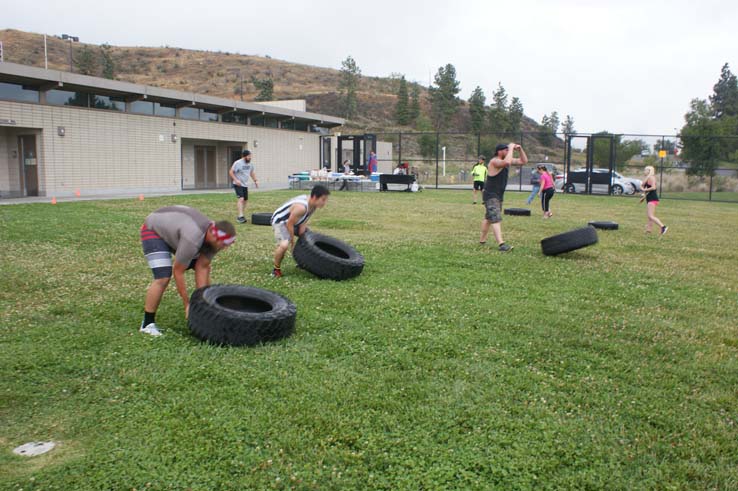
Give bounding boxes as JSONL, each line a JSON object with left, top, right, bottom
{"left": 540, "top": 172, "right": 554, "bottom": 190}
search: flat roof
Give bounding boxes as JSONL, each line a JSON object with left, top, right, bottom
{"left": 0, "top": 62, "right": 344, "bottom": 127}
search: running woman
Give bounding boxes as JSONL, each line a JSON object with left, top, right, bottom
{"left": 270, "top": 185, "right": 330, "bottom": 278}
{"left": 538, "top": 164, "right": 555, "bottom": 218}
{"left": 640, "top": 166, "right": 668, "bottom": 235}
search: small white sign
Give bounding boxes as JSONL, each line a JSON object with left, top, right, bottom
{"left": 159, "top": 134, "right": 164, "bottom": 142}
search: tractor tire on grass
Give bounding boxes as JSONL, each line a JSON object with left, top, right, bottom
{"left": 588, "top": 221, "right": 619, "bottom": 230}
{"left": 293, "top": 230, "right": 364, "bottom": 280}
{"left": 504, "top": 208, "right": 531, "bottom": 216}
{"left": 188, "top": 284, "right": 296, "bottom": 346}
{"left": 541, "top": 226, "right": 599, "bottom": 256}
{"left": 251, "top": 212, "right": 272, "bottom": 226}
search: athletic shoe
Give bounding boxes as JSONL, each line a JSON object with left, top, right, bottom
{"left": 140, "top": 322, "right": 162, "bottom": 337}
{"left": 271, "top": 268, "right": 282, "bottom": 278}
{"left": 498, "top": 243, "right": 513, "bottom": 252}
{"left": 237, "top": 216, "right": 247, "bottom": 223}
{"left": 661, "top": 226, "right": 668, "bottom": 236}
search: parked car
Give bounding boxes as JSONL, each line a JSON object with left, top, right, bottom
{"left": 556, "top": 168, "right": 641, "bottom": 195}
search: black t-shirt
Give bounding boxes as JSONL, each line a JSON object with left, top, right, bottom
{"left": 483, "top": 166, "right": 509, "bottom": 201}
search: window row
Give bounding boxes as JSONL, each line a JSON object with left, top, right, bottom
{"left": 0, "top": 82, "right": 316, "bottom": 131}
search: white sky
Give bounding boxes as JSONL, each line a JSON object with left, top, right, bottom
{"left": 4, "top": 0, "right": 737, "bottom": 135}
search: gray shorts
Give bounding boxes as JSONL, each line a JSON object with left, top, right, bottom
{"left": 484, "top": 197, "right": 503, "bottom": 223}
{"left": 272, "top": 222, "right": 290, "bottom": 243}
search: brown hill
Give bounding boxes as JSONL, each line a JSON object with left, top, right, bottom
{"left": 0, "top": 28, "right": 556, "bottom": 151}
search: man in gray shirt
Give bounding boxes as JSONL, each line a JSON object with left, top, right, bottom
{"left": 139, "top": 206, "right": 236, "bottom": 336}
{"left": 229, "top": 149, "right": 259, "bottom": 223}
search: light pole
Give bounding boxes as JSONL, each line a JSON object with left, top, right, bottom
{"left": 61, "top": 34, "right": 79, "bottom": 72}
{"left": 228, "top": 68, "right": 244, "bottom": 101}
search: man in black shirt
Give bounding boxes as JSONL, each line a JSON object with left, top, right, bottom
{"left": 479, "top": 143, "right": 528, "bottom": 251}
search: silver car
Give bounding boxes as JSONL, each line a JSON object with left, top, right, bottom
{"left": 557, "top": 168, "right": 641, "bottom": 195}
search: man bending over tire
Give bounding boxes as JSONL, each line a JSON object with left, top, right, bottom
{"left": 479, "top": 142, "right": 528, "bottom": 252}
{"left": 270, "top": 185, "right": 330, "bottom": 278}
{"left": 139, "top": 206, "right": 236, "bottom": 336}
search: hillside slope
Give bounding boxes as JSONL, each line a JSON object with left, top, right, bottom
{"left": 0, "top": 29, "right": 553, "bottom": 142}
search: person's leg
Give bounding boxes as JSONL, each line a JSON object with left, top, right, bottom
{"left": 480, "top": 218, "right": 491, "bottom": 243}
{"left": 647, "top": 202, "right": 664, "bottom": 228}
{"left": 273, "top": 241, "right": 289, "bottom": 271}
{"left": 144, "top": 277, "right": 170, "bottom": 314}
{"left": 237, "top": 197, "right": 245, "bottom": 218}
{"left": 527, "top": 185, "right": 539, "bottom": 205}
{"left": 140, "top": 226, "right": 172, "bottom": 334}
{"left": 272, "top": 223, "right": 291, "bottom": 276}
{"left": 547, "top": 189, "right": 554, "bottom": 216}
{"left": 491, "top": 222, "right": 504, "bottom": 245}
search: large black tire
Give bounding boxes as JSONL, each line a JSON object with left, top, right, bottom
{"left": 251, "top": 212, "right": 272, "bottom": 226}
{"left": 541, "top": 226, "right": 599, "bottom": 256}
{"left": 293, "top": 230, "right": 364, "bottom": 280}
{"left": 504, "top": 208, "right": 531, "bottom": 216}
{"left": 588, "top": 221, "right": 619, "bottom": 230}
{"left": 188, "top": 284, "right": 297, "bottom": 346}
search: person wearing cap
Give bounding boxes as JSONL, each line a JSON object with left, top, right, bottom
{"left": 471, "top": 156, "right": 487, "bottom": 204}
{"left": 479, "top": 142, "right": 528, "bottom": 252}
{"left": 229, "top": 149, "right": 259, "bottom": 223}
{"left": 139, "top": 206, "right": 236, "bottom": 336}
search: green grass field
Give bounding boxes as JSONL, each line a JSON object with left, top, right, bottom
{"left": 1, "top": 190, "right": 737, "bottom": 490}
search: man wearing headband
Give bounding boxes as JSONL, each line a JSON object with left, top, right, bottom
{"left": 479, "top": 142, "right": 528, "bottom": 252}
{"left": 139, "top": 205, "right": 236, "bottom": 336}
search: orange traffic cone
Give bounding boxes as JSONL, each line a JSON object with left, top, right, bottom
{"left": 51, "top": 197, "right": 57, "bottom": 205}
{"left": 74, "top": 189, "right": 81, "bottom": 197}
{"left": 138, "top": 194, "right": 144, "bottom": 201}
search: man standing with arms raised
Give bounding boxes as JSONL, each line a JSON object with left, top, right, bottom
{"left": 479, "top": 143, "right": 528, "bottom": 251}
{"left": 229, "top": 149, "right": 259, "bottom": 223}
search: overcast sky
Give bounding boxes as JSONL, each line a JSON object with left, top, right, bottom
{"left": 4, "top": 0, "right": 737, "bottom": 136}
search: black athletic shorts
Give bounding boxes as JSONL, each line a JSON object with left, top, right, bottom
{"left": 233, "top": 185, "right": 249, "bottom": 199}
{"left": 473, "top": 181, "right": 485, "bottom": 191}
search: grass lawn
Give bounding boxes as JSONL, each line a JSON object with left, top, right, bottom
{"left": 1, "top": 190, "right": 737, "bottom": 490}
{"left": 661, "top": 191, "right": 738, "bottom": 202}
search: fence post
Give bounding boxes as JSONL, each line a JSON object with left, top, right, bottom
{"left": 709, "top": 173, "right": 713, "bottom": 201}
{"left": 659, "top": 136, "right": 665, "bottom": 196}
{"left": 398, "top": 131, "right": 402, "bottom": 169}
{"left": 435, "top": 132, "right": 440, "bottom": 189}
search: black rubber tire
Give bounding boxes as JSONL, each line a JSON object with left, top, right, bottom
{"left": 293, "top": 230, "right": 364, "bottom": 280}
{"left": 504, "top": 208, "right": 531, "bottom": 216}
{"left": 588, "top": 221, "right": 619, "bottom": 230}
{"left": 541, "top": 226, "right": 599, "bottom": 256}
{"left": 251, "top": 212, "right": 272, "bottom": 226}
{"left": 188, "top": 284, "right": 297, "bottom": 346}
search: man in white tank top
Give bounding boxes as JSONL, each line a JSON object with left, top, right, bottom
{"left": 270, "top": 185, "right": 330, "bottom": 278}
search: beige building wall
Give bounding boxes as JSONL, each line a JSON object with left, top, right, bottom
{"left": 0, "top": 100, "right": 321, "bottom": 197}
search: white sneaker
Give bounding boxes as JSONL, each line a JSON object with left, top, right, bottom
{"left": 139, "top": 322, "right": 163, "bottom": 337}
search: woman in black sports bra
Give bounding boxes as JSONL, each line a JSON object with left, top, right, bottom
{"left": 640, "top": 166, "right": 668, "bottom": 235}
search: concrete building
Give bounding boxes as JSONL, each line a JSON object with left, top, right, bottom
{"left": 0, "top": 62, "right": 343, "bottom": 198}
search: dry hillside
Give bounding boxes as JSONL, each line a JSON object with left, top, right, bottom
{"left": 1, "top": 28, "right": 554, "bottom": 145}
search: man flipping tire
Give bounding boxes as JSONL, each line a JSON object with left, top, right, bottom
{"left": 270, "top": 185, "right": 330, "bottom": 278}
{"left": 139, "top": 206, "right": 236, "bottom": 336}
{"left": 479, "top": 142, "right": 528, "bottom": 252}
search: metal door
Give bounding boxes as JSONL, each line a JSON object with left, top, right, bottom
{"left": 194, "top": 145, "right": 217, "bottom": 189}
{"left": 18, "top": 135, "right": 38, "bottom": 196}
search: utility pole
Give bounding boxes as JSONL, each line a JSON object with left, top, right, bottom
{"left": 44, "top": 35, "right": 48, "bottom": 69}
{"left": 61, "top": 34, "right": 79, "bottom": 72}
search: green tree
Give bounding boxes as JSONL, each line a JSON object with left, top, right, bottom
{"left": 562, "top": 114, "right": 576, "bottom": 135}
{"left": 416, "top": 115, "right": 437, "bottom": 160}
{"left": 394, "top": 76, "right": 410, "bottom": 125}
{"left": 252, "top": 76, "right": 274, "bottom": 101}
{"left": 549, "top": 111, "right": 560, "bottom": 134}
{"left": 487, "top": 83, "right": 509, "bottom": 133}
{"left": 540, "top": 114, "right": 552, "bottom": 145}
{"left": 429, "top": 64, "right": 461, "bottom": 130}
{"left": 75, "top": 45, "right": 98, "bottom": 76}
{"left": 409, "top": 84, "right": 421, "bottom": 122}
{"left": 100, "top": 43, "right": 115, "bottom": 80}
{"left": 508, "top": 96, "right": 524, "bottom": 133}
{"left": 709, "top": 63, "right": 738, "bottom": 118}
{"left": 468, "top": 86, "right": 486, "bottom": 133}
{"left": 592, "top": 132, "right": 645, "bottom": 170}
{"left": 653, "top": 139, "right": 676, "bottom": 154}
{"left": 338, "top": 55, "right": 361, "bottom": 119}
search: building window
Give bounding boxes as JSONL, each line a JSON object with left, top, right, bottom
{"left": 92, "top": 95, "right": 125, "bottom": 111}
{"left": 154, "top": 103, "right": 176, "bottom": 117}
{"left": 294, "top": 120, "right": 308, "bottom": 132}
{"left": 47, "top": 89, "right": 89, "bottom": 107}
{"left": 200, "top": 109, "right": 219, "bottom": 122}
{"left": 179, "top": 106, "right": 199, "bottom": 120}
{"left": 281, "top": 119, "right": 295, "bottom": 130}
{"left": 130, "top": 100, "right": 155, "bottom": 115}
{"left": 264, "top": 117, "right": 279, "bottom": 128}
{"left": 250, "top": 115, "right": 265, "bottom": 126}
{"left": 0, "top": 82, "right": 40, "bottom": 103}
{"left": 222, "top": 111, "right": 248, "bottom": 124}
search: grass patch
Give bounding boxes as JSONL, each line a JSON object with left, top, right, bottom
{"left": 1, "top": 191, "right": 737, "bottom": 490}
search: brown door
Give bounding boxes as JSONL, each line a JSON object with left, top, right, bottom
{"left": 228, "top": 146, "right": 242, "bottom": 184}
{"left": 19, "top": 135, "right": 39, "bottom": 196}
{"left": 194, "top": 145, "right": 218, "bottom": 189}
